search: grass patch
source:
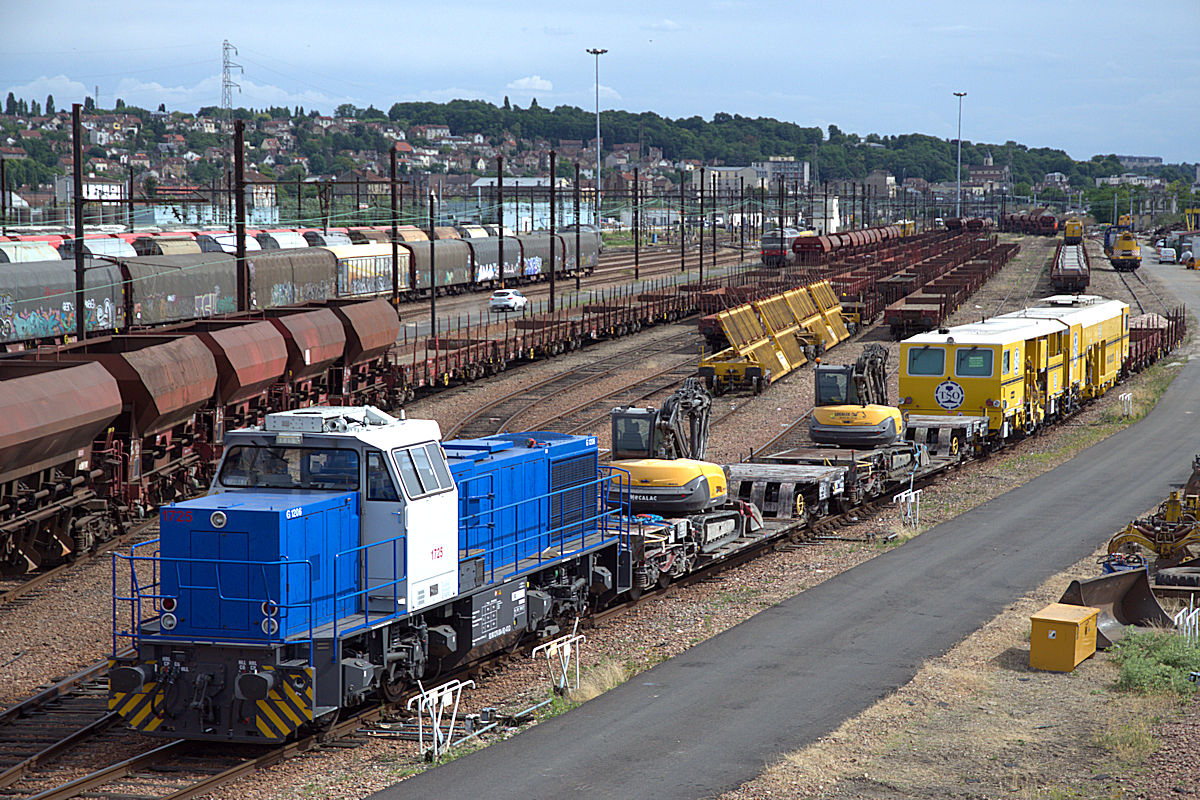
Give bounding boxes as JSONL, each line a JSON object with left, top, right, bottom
{"left": 570, "top": 658, "right": 629, "bottom": 703}
{"left": 534, "top": 657, "right": 632, "bottom": 722}
{"left": 1097, "top": 717, "right": 1158, "bottom": 764}
{"left": 435, "top": 737, "right": 484, "bottom": 765}
{"left": 876, "top": 517, "right": 926, "bottom": 549}
{"left": 1110, "top": 630, "right": 1200, "bottom": 697}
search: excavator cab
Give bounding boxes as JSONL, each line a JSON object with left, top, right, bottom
{"left": 814, "top": 365, "right": 861, "bottom": 407}
{"left": 611, "top": 408, "right": 663, "bottom": 461}
{"left": 810, "top": 343, "right": 903, "bottom": 448}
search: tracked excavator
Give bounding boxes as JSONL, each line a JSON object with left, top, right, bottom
{"left": 610, "top": 377, "right": 727, "bottom": 514}
{"left": 810, "top": 343, "right": 904, "bottom": 447}
{"left": 610, "top": 378, "right": 763, "bottom": 583}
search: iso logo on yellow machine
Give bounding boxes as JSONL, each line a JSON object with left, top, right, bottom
{"left": 934, "top": 379, "right": 965, "bottom": 410}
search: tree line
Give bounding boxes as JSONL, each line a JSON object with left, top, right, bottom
{"left": 2, "top": 94, "right": 1195, "bottom": 193}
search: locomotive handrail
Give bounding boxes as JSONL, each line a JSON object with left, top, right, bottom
{"left": 112, "top": 552, "right": 317, "bottom": 653}
{"left": 332, "top": 533, "right": 405, "bottom": 639}
{"left": 453, "top": 469, "right": 630, "bottom": 586}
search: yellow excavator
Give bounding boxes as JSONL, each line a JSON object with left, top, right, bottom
{"left": 810, "top": 343, "right": 903, "bottom": 447}
{"left": 609, "top": 377, "right": 727, "bottom": 513}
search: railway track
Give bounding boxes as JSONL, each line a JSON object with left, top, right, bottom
{"left": 444, "top": 329, "right": 701, "bottom": 439}
{"left": 1116, "top": 267, "right": 1168, "bottom": 315}
{"left": 0, "top": 657, "right": 129, "bottom": 796}
{"left": 0, "top": 522, "right": 160, "bottom": 609}
{"left": 3, "top": 485, "right": 893, "bottom": 800}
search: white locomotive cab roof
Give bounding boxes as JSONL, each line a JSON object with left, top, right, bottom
{"left": 259, "top": 406, "right": 442, "bottom": 449}
{"left": 903, "top": 315, "right": 1066, "bottom": 347}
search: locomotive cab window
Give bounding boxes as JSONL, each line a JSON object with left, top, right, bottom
{"left": 218, "top": 446, "right": 359, "bottom": 491}
{"left": 955, "top": 347, "right": 993, "bottom": 377}
{"left": 907, "top": 346, "right": 945, "bottom": 376}
{"left": 366, "top": 451, "right": 399, "bottom": 501}
{"left": 1003, "top": 349, "right": 1010, "bottom": 374}
{"left": 392, "top": 443, "right": 453, "bottom": 499}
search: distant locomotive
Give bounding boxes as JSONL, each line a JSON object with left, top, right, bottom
{"left": 760, "top": 228, "right": 804, "bottom": 266}
{"left": 1110, "top": 232, "right": 1142, "bottom": 272}
{"left": 1063, "top": 218, "right": 1084, "bottom": 245}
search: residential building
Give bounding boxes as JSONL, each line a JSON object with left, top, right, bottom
{"left": 752, "top": 156, "right": 810, "bottom": 188}
{"left": 411, "top": 124, "right": 451, "bottom": 142}
{"left": 865, "top": 169, "right": 896, "bottom": 198}
{"left": 690, "top": 165, "right": 758, "bottom": 194}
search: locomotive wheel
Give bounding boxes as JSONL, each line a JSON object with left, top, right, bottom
{"left": 657, "top": 570, "right": 672, "bottom": 589}
{"left": 379, "top": 674, "right": 408, "bottom": 704}
{"left": 313, "top": 708, "right": 341, "bottom": 736}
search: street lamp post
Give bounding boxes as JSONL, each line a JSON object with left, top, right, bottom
{"left": 954, "top": 91, "right": 966, "bottom": 218}
{"left": 587, "top": 47, "right": 607, "bottom": 226}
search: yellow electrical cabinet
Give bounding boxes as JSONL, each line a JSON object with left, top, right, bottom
{"left": 1029, "top": 603, "right": 1099, "bottom": 672}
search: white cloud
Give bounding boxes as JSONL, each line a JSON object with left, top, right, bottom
{"left": 643, "top": 19, "right": 682, "bottom": 31}
{"left": 599, "top": 84, "right": 621, "bottom": 101}
{"left": 507, "top": 75, "right": 553, "bottom": 92}
{"left": 4, "top": 75, "right": 90, "bottom": 104}
{"left": 410, "top": 86, "right": 491, "bottom": 103}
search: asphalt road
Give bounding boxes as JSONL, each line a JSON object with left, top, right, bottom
{"left": 371, "top": 259, "right": 1200, "bottom": 800}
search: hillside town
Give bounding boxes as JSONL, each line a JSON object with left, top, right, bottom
{"left": 0, "top": 95, "right": 1195, "bottom": 230}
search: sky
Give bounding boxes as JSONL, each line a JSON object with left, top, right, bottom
{"left": 4, "top": 0, "right": 1198, "bottom": 164}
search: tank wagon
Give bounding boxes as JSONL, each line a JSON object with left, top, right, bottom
{"left": 1000, "top": 210, "right": 1060, "bottom": 236}
{"left": 0, "top": 231, "right": 599, "bottom": 349}
{"left": 0, "top": 296, "right": 401, "bottom": 574}
{"left": 790, "top": 224, "right": 909, "bottom": 266}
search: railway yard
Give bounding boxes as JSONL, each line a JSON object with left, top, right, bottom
{"left": 1, "top": 225, "right": 1199, "bottom": 800}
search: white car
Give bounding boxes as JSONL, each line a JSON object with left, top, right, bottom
{"left": 1158, "top": 247, "right": 1177, "bottom": 264}
{"left": 489, "top": 289, "right": 528, "bottom": 312}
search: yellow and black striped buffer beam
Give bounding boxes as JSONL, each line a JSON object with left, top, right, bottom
{"left": 108, "top": 660, "right": 165, "bottom": 733}
{"left": 255, "top": 666, "right": 314, "bottom": 741}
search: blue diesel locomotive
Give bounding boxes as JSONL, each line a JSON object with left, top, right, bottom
{"left": 110, "top": 406, "right": 631, "bottom": 742}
